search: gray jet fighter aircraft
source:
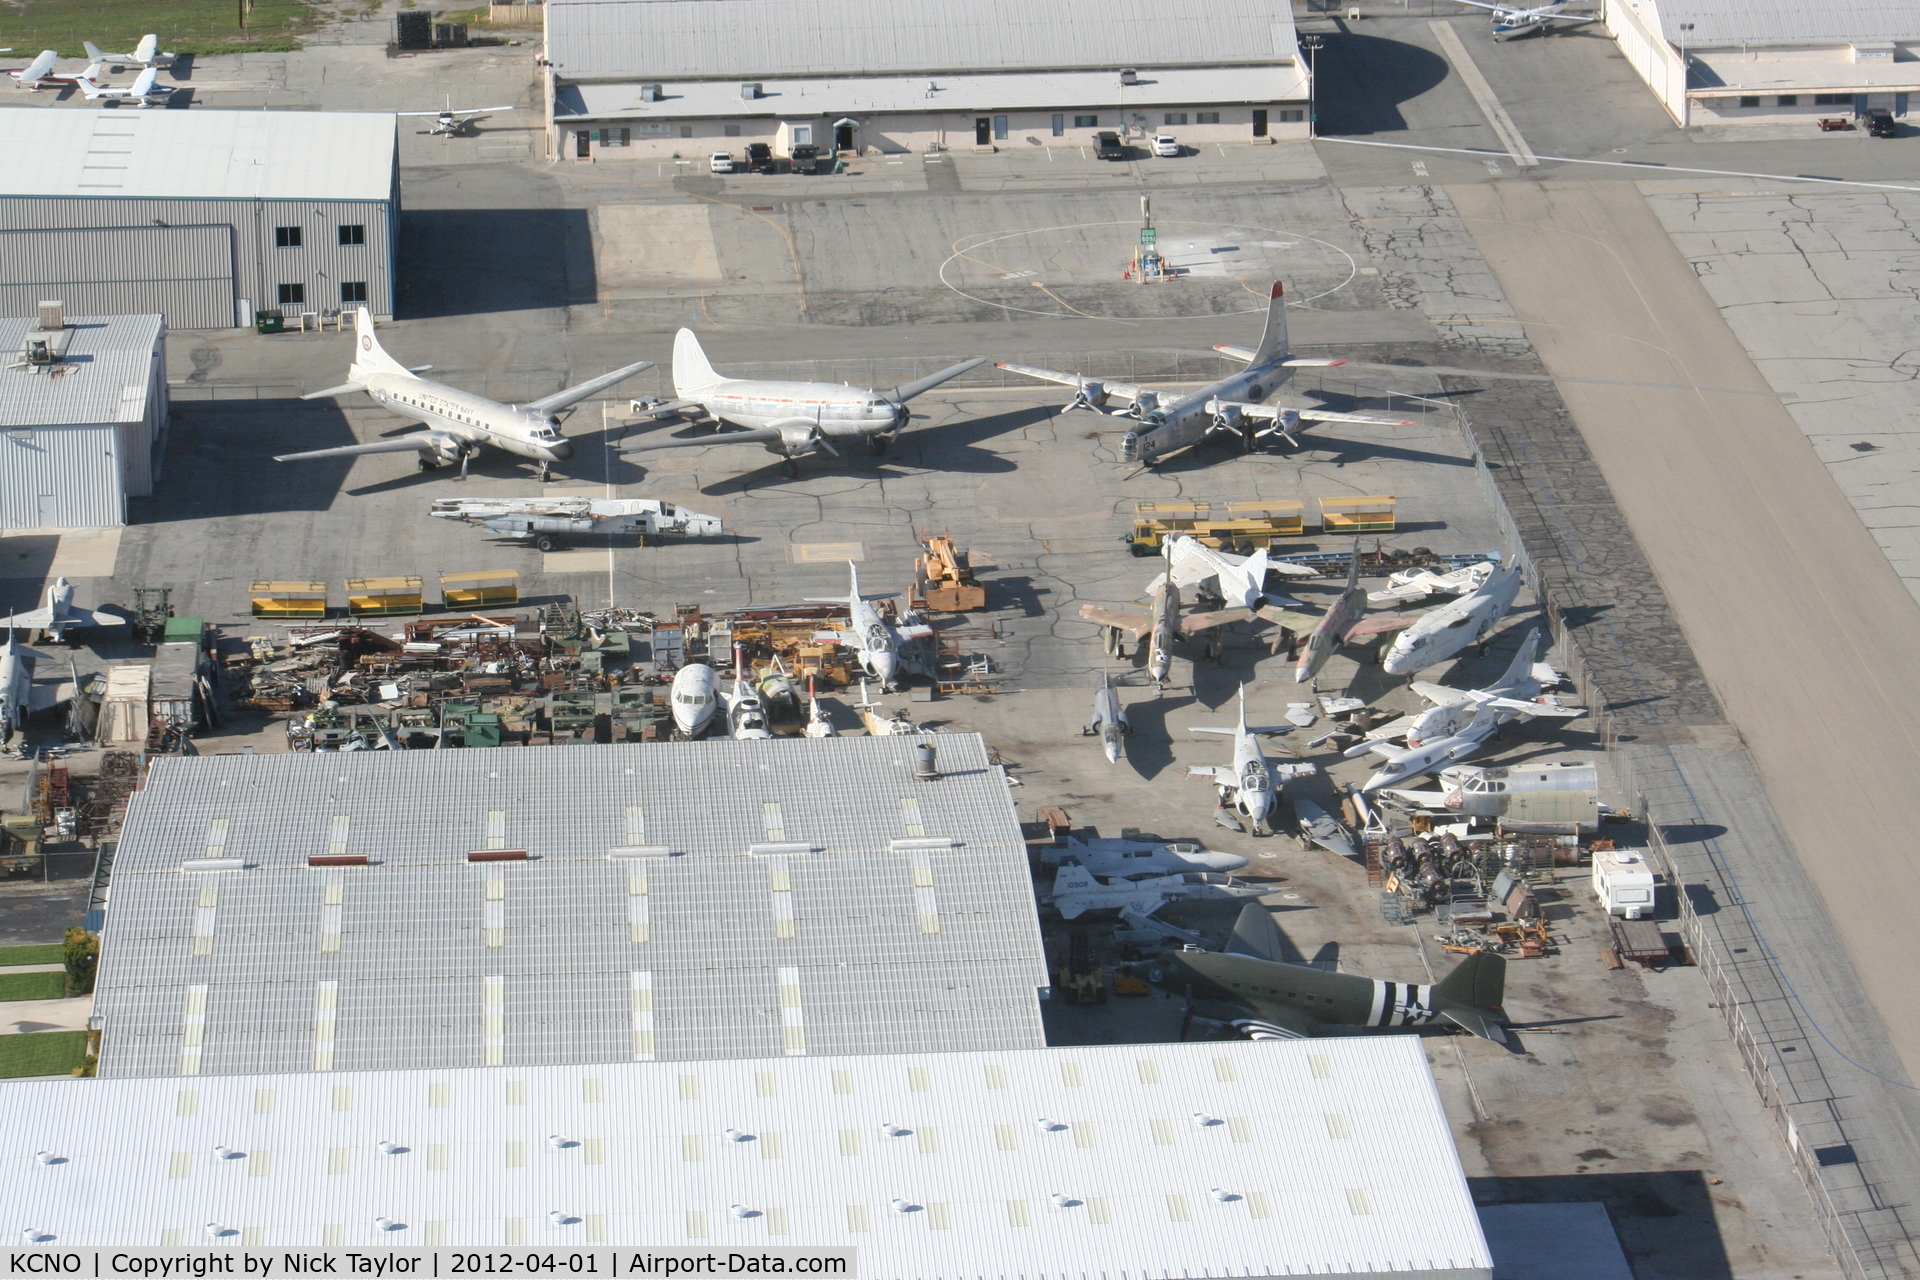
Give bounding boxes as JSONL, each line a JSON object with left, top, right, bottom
{"left": 1085, "top": 670, "right": 1130, "bottom": 763}
{"left": 9, "top": 578, "right": 117, "bottom": 643}
{"left": 1382, "top": 560, "right": 1524, "bottom": 675}
{"left": 1080, "top": 543, "right": 1182, "bottom": 684}
{"left": 1133, "top": 902, "right": 1511, "bottom": 1042}
{"left": 806, "top": 562, "right": 932, "bottom": 691}
{"left": 1186, "top": 687, "right": 1316, "bottom": 836}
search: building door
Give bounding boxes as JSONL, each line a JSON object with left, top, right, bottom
{"left": 576, "top": 130, "right": 591, "bottom": 158}
{"left": 975, "top": 117, "right": 992, "bottom": 146}
{"left": 835, "top": 121, "right": 855, "bottom": 151}
{"left": 1252, "top": 109, "right": 1268, "bottom": 137}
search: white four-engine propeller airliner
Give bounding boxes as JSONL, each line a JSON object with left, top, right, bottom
{"left": 276, "top": 309, "right": 653, "bottom": 481}
{"left": 624, "top": 330, "right": 987, "bottom": 477}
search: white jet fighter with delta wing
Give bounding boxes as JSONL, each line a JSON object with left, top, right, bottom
{"left": 1187, "top": 686, "right": 1317, "bottom": 836}
{"left": 1079, "top": 540, "right": 1182, "bottom": 683}
{"left": 806, "top": 562, "right": 931, "bottom": 692}
{"left": 1085, "top": 670, "right": 1130, "bottom": 764}
{"left": 1049, "top": 863, "right": 1268, "bottom": 920}
{"left": 430, "top": 496, "right": 721, "bottom": 551}
{"left": 278, "top": 309, "right": 653, "bottom": 481}
{"left": 1381, "top": 560, "right": 1524, "bottom": 675}
{"left": 996, "top": 282, "right": 1415, "bottom": 467}
{"left": 1454, "top": 0, "right": 1597, "bottom": 39}
{"left": 624, "top": 330, "right": 987, "bottom": 478}
{"left": 10, "top": 578, "right": 117, "bottom": 643}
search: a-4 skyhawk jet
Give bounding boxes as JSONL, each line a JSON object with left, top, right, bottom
{"left": 1186, "top": 687, "right": 1316, "bottom": 836}
{"left": 805, "top": 562, "right": 931, "bottom": 691}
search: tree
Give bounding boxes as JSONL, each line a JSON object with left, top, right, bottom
{"left": 63, "top": 927, "right": 99, "bottom": 997}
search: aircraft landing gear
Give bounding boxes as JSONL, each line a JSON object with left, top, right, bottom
{"left": 781, "top": 458, "right": 800, "bottom": 479}
{"left": 537, "top": 461, "right": 552, "bottom": 483}
{"left": 535, "top": 535, "right": 560, "bottom": 553}
{"left": 418, "top": 456, "right": 436, "bottom": 472}
{"left": 869, "top": 435, "right": 890, "bottom": 457}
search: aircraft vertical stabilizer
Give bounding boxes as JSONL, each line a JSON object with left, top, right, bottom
{"left": 1250, "top": 282, "right": 1289, "bottom": 365}
{"left": 1432, "top": 948, "right": 1506, "bottom": 1012}
{"left": 349, "top": 307, "right": 409, "bottom": 379}
{"left": 672, "top": 328, "right": 722, "bottom": 396}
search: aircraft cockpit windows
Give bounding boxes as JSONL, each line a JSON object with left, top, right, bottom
{"left": 867, "top": 625, "right": 893, "bottom": 651}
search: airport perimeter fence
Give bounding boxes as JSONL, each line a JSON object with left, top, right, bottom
{"left": 1434, "top": 391, "right": 1880, "bottom": 1280}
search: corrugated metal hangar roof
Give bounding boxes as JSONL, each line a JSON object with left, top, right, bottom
{"left": 92, "top": 736, "right": 1050, "bottom": 1079}
{"left": 0, "top": 110, "right": 396, "bottom": 201}
{"left": 3, "top": 1037, "right": 1494, "bottom": 1275}
{"left": 0, "top": 314, "right": 163, "bottom": 427}
{"left": 545, "top": 0, "right": 1302, "bottom": 81}
{"left": 1637, "top": 0, "right": 1919, "bottom": 47}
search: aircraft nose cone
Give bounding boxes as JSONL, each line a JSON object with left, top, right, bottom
{"left": 550, "top": 440, "right": 575, "bottom": 460}
{"left": 1103, "top": 736, "right": 1123, "bottom": 765}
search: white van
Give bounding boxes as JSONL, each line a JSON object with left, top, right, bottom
{"left": 1592, "top": 847, "right": 1657, "bottom": 920}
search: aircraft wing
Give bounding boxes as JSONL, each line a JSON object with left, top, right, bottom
{"left": 61, "top": 607, "right": 118, "bottom": 630}
{"left": 6, "top": 608, "right": 53, "bottom": 629}
{"left": 887, "top": 357, "right": 989, "bottom": 403}
{"left": 1254, "top": 606, "right": 1319, "bottom": 631}
{"left": 1409, "top": 680, "right": 1466, "bottom": 706}
{"left": 631, "top": 397, "right": 707, "bottom": 418}
{"left": 995, "top": 362, "right": 1155, "bottom": 403}
{"left": 1541, "top": 11, "right": 1597, "bottom": 21}
{"left": 299, "top": 382, "right": 365, "bottom": 401}
{"left": 274, "top": 432, "right": 451, "bottom": 463}
{"left": 1224, "top": 902, "right": 1286, "bottom": 960}
{"left": 1186, "top": 765, "right": 1233, "bottom": 780}
{"left": 1299, "top": 408, "right": 1419, "bottom": 426}
{"left": 1180, "top": 607, "right": 1255, "bottom": 634}
{"left": 624, "top": 427, "right": 783, "bottom": 454}
{"left": 1079, "top": 604, "right": 1153, "bottom": 638}
{"left": 524, "top": 359, "right": 656, "bottom": 415}
{"left": 1214, "top": 344, "right": 1257, "bottom": 363}
{"left": 1343, "top": 614, "right": 1421, "bottom": 639}
{"left": 27, "top": 682, "right": 67, "bottom": 712}
{"left": 1485, "top": 696, "right": 1584, "bottom": 718}
{"left": 1237, "top": 1000, "right": 1319, "bottom": 1039}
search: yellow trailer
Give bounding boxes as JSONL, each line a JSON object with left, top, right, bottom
{"left": 1319, "top": 494, "right": 1397, "bottom": 534}
{"left": 1123, "top": 499, "right": 1308, "bottom": 555}
{"left": 251, "top": 581, "right": 328, "bottom": 620}
{"left": 439, "top": 569, "right": 520, "bottom": 611}
{"left": 345, "top": 576, "right": 425, "bottom": 618}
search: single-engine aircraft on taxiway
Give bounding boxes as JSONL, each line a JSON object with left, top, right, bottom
{"left": 1454, "top": 0, "right": 1597, "bottom": 39}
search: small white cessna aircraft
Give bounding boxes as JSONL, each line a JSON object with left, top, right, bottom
{"left": 805, "top": 562, "right": 931, "bottom": 691}
{"left": 1455, "top": 0, "right": 1597, "bottom": 39}
{"left": 76, "top": 65, "right": 168, "bottom": 106}
{"left": 8, "top": 51, "right": 102, "bottom": 91}
{"left": 9, "top": 578, "right": 117, "bottom": 643}
{"left": 1187, "top": 686, "right": 1317, "bottom": 836}
{"left": 83, "top": 36, "right": 175, "bottom": 68}
{"left": 996, "top": 282, "right": 1415, "bottom": 467}
{"left": 278, "top": 309, "right": 652, "bottom": 481}
{"left": 1381, "top": 560, "right": 1524, "bottom": 675}
{"left": 400, "top": 96, "right": 515, "bottom": 137}
{"left": 625, "top": 330, "right": 987, "bottom": 478}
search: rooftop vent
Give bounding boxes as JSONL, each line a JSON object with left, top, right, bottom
{"left": 913, "top": 742, "right": 939, "bottom": 781}
{"left": 213, "top": 1146, "right": 238, "bottom": 1160}
{"left": 740, "top": 82, "right": 762, "bottom": 100}
{"left": 1119, "top": 68, "right": 1139, "bottom": 85}
{"left": 607, "top": 845, "right": 674, "bottom": 860}
{"left": 309, "top": 854, "right": 368, "bottom": 867}
{"left": 181, "top": 857, "right": 245, "bottom": 873}
{"left": 378, "top": 1141, "right": 404, "bottom": 1155}
{"left": 724, "top": 1128, "right": 752, "bottom": 1143}
{"left": 890, "top": 837, "right": 959, "bottom": 851}
{"left": 728, "top": 1205, "right": 754, "bottom": 1220}
{"left": 467, "top": 848, "right": 528, "bottom": 862}
{"left": 749, "top": 841, "right": 817, "bottom": 856}
{"left": 34, "top": 1151, "right": 58, "bottom": 1165}
{"left": 374, "top": 1218, "right": 399, "bottom": 1232}
{"left": 36, "top": 301, "right": 64, "bottom": 331}
{"left": 880, "top": 1122, "right": 908, "bottom": 1138}
{"left": 640, "top": 84, "right": 663, "bottom": 102}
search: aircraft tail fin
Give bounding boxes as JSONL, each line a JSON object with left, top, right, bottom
{"left": 1224, "top": 902, "right": 1286, "bottom": 961}
{"left": 672, "top": 328, "right": 722, "bottom": 396}
{"left": 83, "top": 40, "right": 105, "bottom": 61}
{"left": 1250, "top": 281, "right": 1290, "bottom": 365}
{"left": 349, "top": 308, "right": 409, "bottom": 378}
{"left": 1433, "top": 949, "right": 1506, "bottom": 1017}
{"left": 1492, "top": 630, "right": 1541, "bottom": 692}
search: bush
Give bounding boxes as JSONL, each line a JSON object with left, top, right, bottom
{"left": 63, "top": 927, "right": 98, "bottom": 997}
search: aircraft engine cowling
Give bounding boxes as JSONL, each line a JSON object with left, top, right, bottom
{"left": 1065, "top": 382, "right": 1110, "bottom": 413}
{"left": 1121, "top": 391, "right": 1159, "bottom": 419}
{"left": 773, "top": 424, "right": 839, "bottom": 458}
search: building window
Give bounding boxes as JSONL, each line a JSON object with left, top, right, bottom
{"left": 1778, "top": 95, "right": 1798, "bottom": 106}
{"left": 597, "top": 127, "right": 631, "bottom": 146}
{"left": 1814, "top": 93, "right": 1849, "bottom": 105}
{"left": 338, "top": 224, "right": 365, "bottom": 246}
{"left": 793, "top": 125, "right": 812, "bottom": 145}
{"left": 993, "top": 115, "right": 1007, "bottom": 140}
{"left": 1051, "top": 113, "right": 1064, "bottom": 136}
{"left": 341, "top": 281, "right": 368, "bottom": 304}
{"left": 1164, "top": 112, "right": 1187, "bottom": 126}
{"left": 724, "top": 123, "right": 741, "bottom": 137}
{"left": 680, "top": 125, "right": 693, "bottom": 137}
{"left": 1073, "top": 114, "right": 1097, "bottom": 128}
{"left": 1279, "top": 109, "right": 1304, "bottom": 122}
{"left": 277, "top": 283, "right": 305, "bottom": 305}
{"left": 1196, "top": 111, "right": 1220, "bottom": 124}
{"left": 1738, "top": 95, "right": 1760, "bottom": 108}
{"left": 274, "top": 226, "right": 302, "bottom": 248}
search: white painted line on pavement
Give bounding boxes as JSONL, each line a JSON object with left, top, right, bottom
{"left": 1429, "top": 20, "right": 1538, "bottom": 168}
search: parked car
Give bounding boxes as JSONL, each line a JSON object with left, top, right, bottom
{"left": 789, "top": 144, "right": 823, "bottom": 174}
{"left": 1866, "top": 107, "right": 1897, "bottom": 138}
{"left": 1151, "top": 134, "right": 1182, "bottom": 157}
{"left": 744, "top": 142, "right": 778, "bottom": 174}
{"left": 709, "top": 151, "right": 734, "bottom": 174}
{"left": 1094, "top": 130, "right": 1126, "bottom": 160}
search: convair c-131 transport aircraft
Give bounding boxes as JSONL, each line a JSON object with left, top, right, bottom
{"left": 625, "top": 330, "right": 987, "bottom": 478}
{"left": 277, "top": 309, "right": 653, "bottom": 481}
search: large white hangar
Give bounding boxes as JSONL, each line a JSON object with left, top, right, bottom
{"left": 0, "top": 110, "right": 398, "bottom": 330}
{"left": 543, "top": 0, "right": 1311, "bottom": 160}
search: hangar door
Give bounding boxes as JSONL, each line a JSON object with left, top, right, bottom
{"left": 0, "top": 224, "right": 234, "bottom": 329}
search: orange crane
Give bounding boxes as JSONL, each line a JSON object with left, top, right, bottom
{"left": 911, "top": 531, "right": 986, "bottom": 612}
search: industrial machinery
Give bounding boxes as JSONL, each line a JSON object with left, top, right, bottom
{"left": 911, "top": 531, "right": 986, "bottom": 612}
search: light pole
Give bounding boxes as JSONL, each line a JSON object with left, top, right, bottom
{"left": 1676, "top": 21, "right": 1694, "bottom": 127}
{"left": 1302, "top": 35, "right": 1324, "bottom": 139}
